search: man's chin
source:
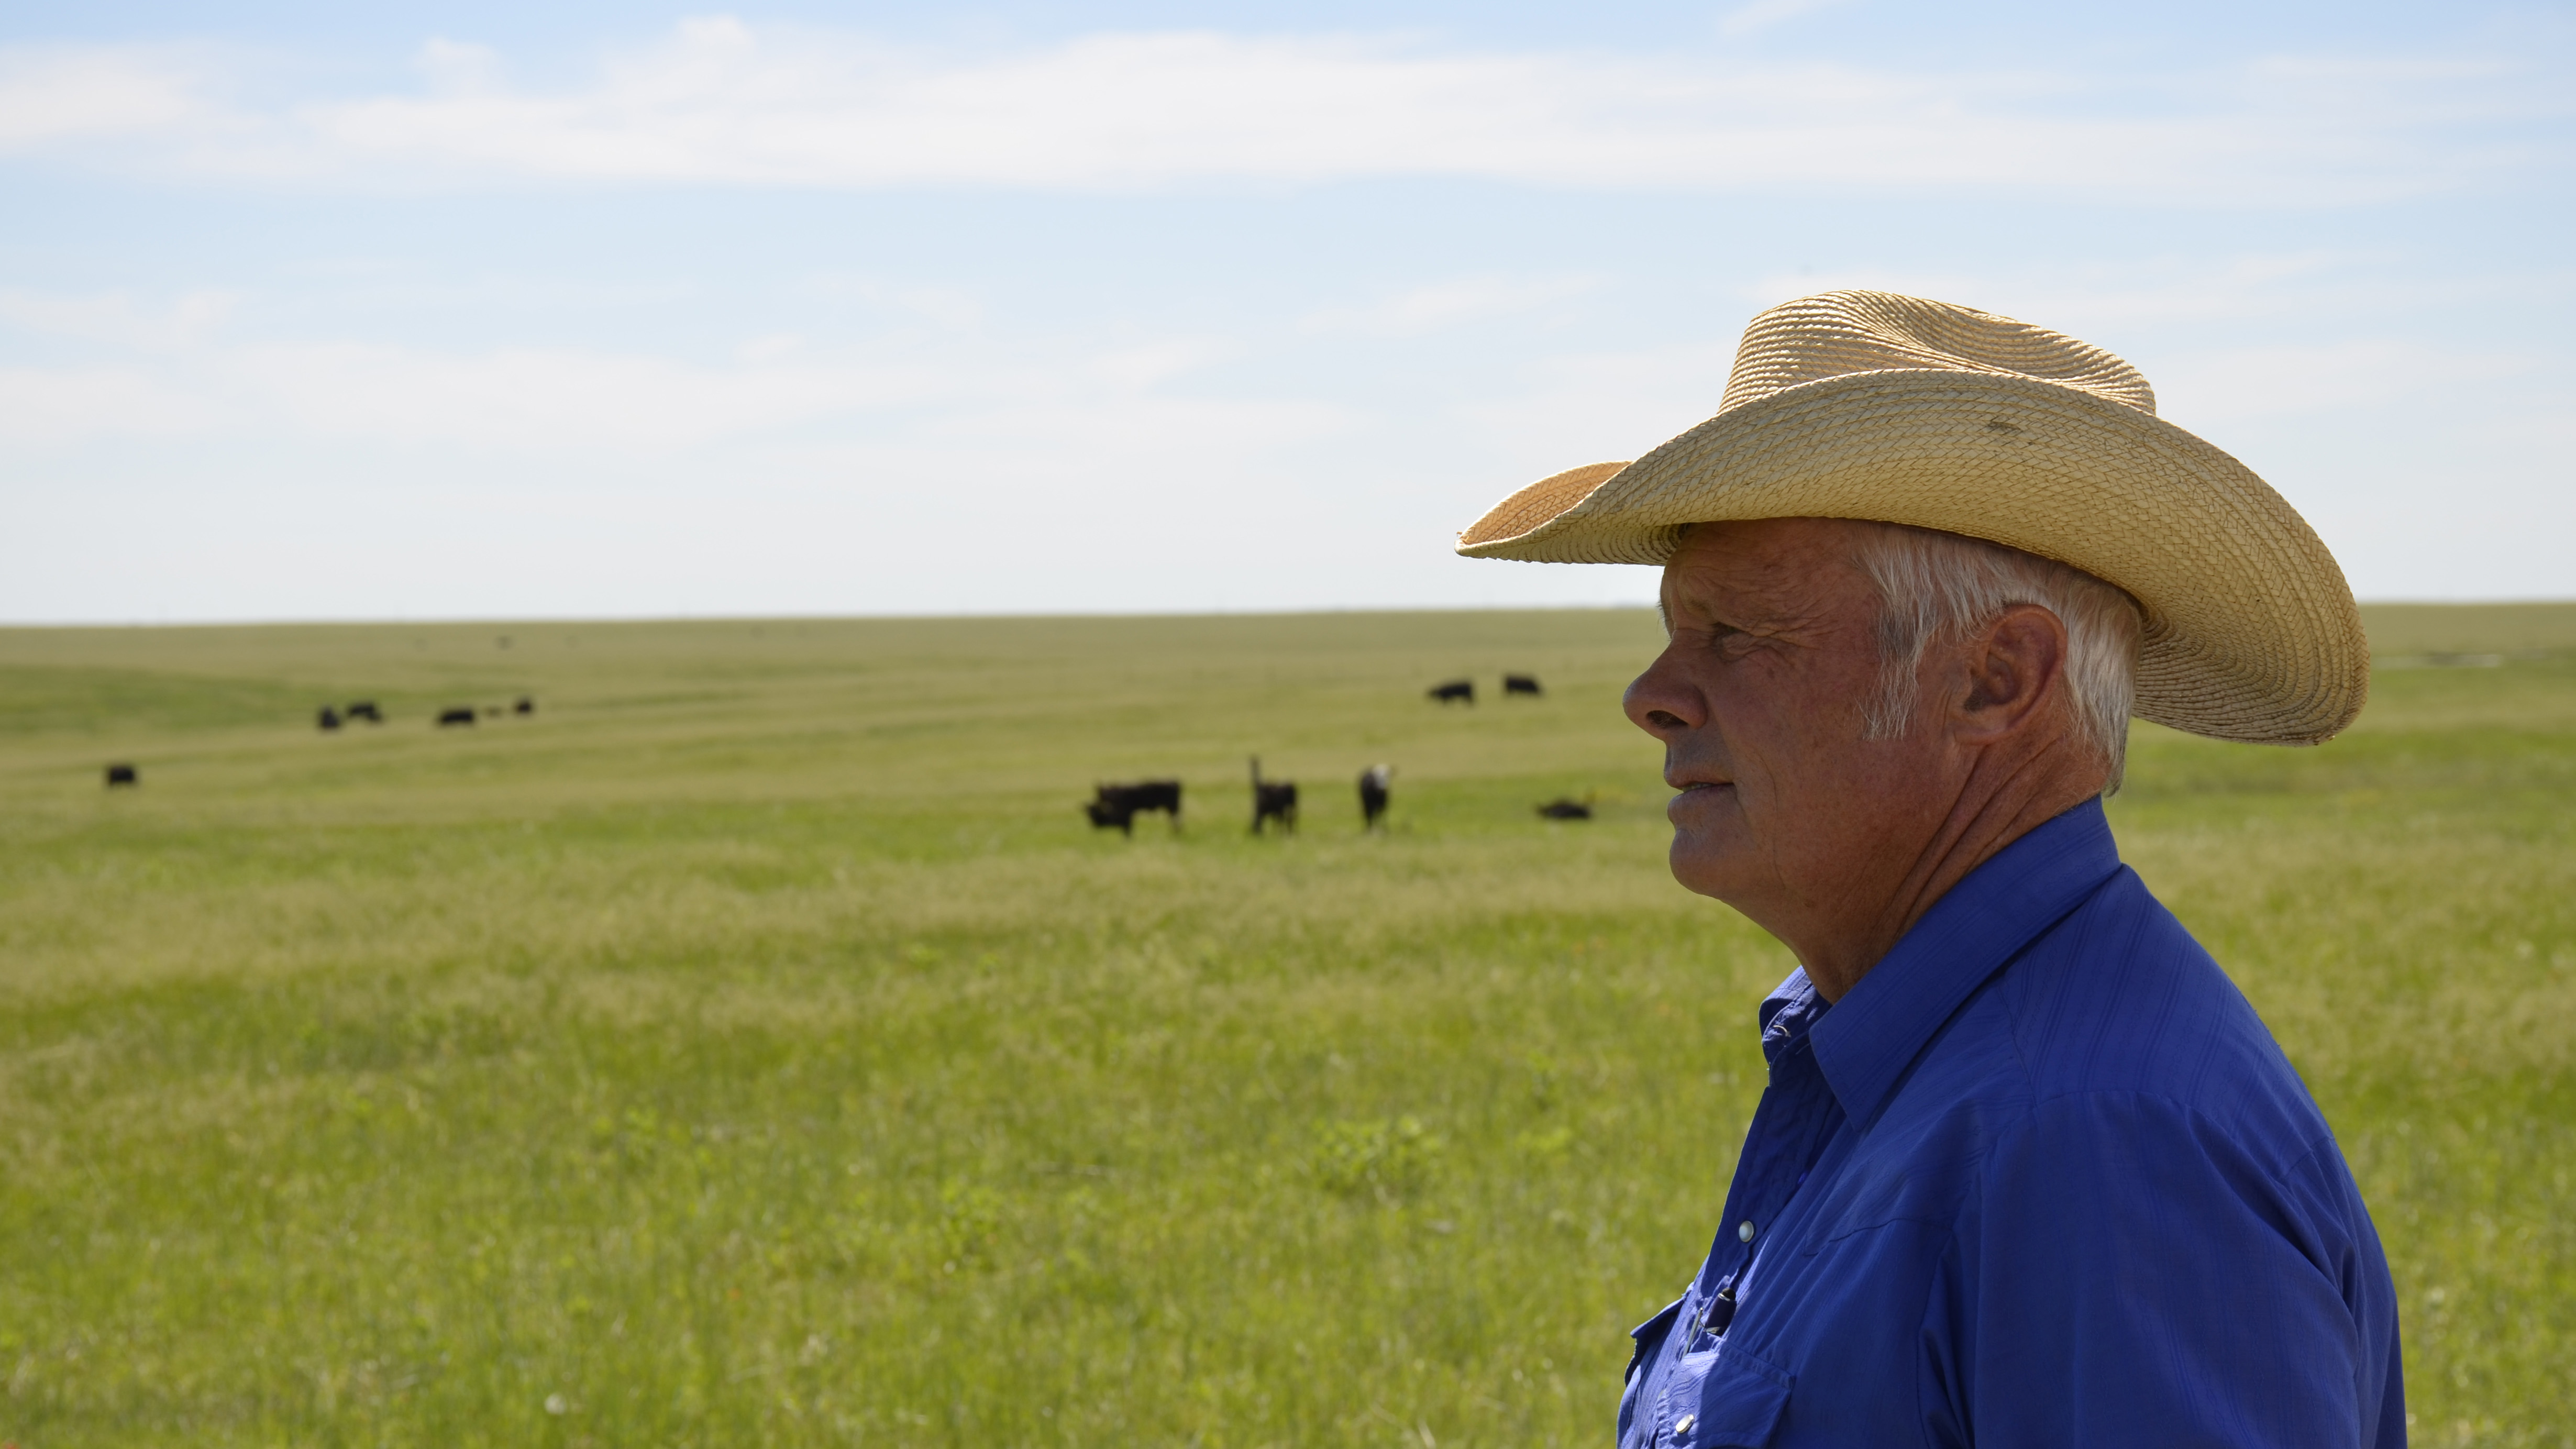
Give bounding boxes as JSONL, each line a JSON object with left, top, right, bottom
{"left": 1666, "top": 831, "right": 1757, "bottom": 903}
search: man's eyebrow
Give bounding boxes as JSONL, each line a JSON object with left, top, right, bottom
{"left": 1656, "top": 600, "right": 1671, "bottom": 635}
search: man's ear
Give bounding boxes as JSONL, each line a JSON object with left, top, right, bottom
{"left": 1953, "top": 604, "right": 2069, "bottom": 742}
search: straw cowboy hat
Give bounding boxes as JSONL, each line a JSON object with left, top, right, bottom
{"left": 1456, "top": 289, "right": 2367, "bottom": 745}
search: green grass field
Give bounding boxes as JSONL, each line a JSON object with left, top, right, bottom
{"left": 2, "top": 604, "right": 2571, "bottom": 1448}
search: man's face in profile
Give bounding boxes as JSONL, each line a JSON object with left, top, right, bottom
{"left": 1622, "top": 519, "right": 1934, "bottom": 934}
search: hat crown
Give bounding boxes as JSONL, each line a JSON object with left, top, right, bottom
{"left": 1718, "top": 290, "right": 2157, "bottom": 417}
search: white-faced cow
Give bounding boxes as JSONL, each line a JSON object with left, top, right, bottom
{"left": 1358, "top": 764, "right": 1393, "bottom": 831}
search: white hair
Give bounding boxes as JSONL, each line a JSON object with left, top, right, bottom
{"left": 1848, "top": 522, "right": 2143, "bottom": 793}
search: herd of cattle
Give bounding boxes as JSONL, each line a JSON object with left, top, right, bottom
{"left": 1426, "top": 672, "right": 1541, "bottom": 705}
{"left": 314, "top": 696, "right": 535, "bottom": 731}
{"left": 102, "top": 696, "right": 541, "bottom": 788}
{"left": 1082, "top": 761, "right": 1377, "bottom": 836}
{"left": 105, "top": 670, "right": 1593, "bottom": 826}
{"left": 1082, "top": 673, "right": 1594, "bottom": 833}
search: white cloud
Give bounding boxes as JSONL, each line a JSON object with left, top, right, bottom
{"left": 0, "top": 366, "right": 228, "bottom": 443}
{"left": 227, "top": 342, "right": 935, "bottom": 449}
{"left": 2152, "top": 339, "right": 2542, "bottom": 425}
{"left": 0, "top": 302, "right": 1344, "bottom": 457}
{"left": 0, "top": 287, "right": 241, "bottom": 351}
{"left": 415, "top": 39, "right": 506, "bottom": 96}
{"left": 0, "top": 46, "right": 206, "bottom": 149}
{"left": 1456, "top": 340, "right": 1743, "bottom": 478}
{"left": 1303, "top": 273, "right": 1600, "bottom": 337}
{"left": 0, "top": 20, "right": 2559, "bottom": 204}
{"left": 1718, "top": 0, "right": 1853, "bottom": 40}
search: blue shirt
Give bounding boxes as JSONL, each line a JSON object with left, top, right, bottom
{"left": 1618, "top": 799, "right": 2403, "bottom": 1448}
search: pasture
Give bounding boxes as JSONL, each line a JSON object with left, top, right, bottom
{"left": 1, "top": 605, "right": 2570, "bottom": 1447}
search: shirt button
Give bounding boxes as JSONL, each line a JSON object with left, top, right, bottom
{"left": 1738, "top": 1220, "right": 1756, "bottom": 1243}
{"left": 1675, "top": 1414, "right": 1697, "bottom": 1436}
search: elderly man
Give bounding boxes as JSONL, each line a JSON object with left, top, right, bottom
{"left": 1458, "top": 292, "right": 2402, "bottom": 1447}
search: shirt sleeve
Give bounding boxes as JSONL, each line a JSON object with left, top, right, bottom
{"left": 1936, "top": 1091, "right": 2398, "bottom": 1449}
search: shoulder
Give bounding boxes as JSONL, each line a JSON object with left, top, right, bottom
{"left": 1981, "top": 865, "right": 2332, "bottom": 1168}
{"left": 1820, "top": 867, "right": 2346, "bottom": 1246}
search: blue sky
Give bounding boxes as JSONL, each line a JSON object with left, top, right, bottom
{"left": 2, "top": 1, "right": 2569, "bottom": 621}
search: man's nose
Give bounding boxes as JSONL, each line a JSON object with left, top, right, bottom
{"left": 1623, "top": 649, "right": 1703, "bottom": 737}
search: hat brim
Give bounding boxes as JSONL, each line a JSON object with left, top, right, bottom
{"left": 1457, "top": 369, "right": 2367, "bottom": 745}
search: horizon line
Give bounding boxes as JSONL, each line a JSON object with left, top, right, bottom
{"left": 4, "top": 598, "right": 2571, "bottom": 632}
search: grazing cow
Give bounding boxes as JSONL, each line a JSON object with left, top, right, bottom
{"left": 436, "top": 707, "right": 477, "bottom": 727}
{"left": 1503, "top": 673, "right": 1544, "bottom": 697}
{"left": 1250, "top": 757, "right": 1298, "bottom": 834}
{"left": 1358, "top": 764, "right": 1393, "bottom": 831}
{"left": 1536, "top": 797, "right": 1594, "bottom": 821}
{"left": 346, "top": 701, "right": 383, "bottom": 723}
{"left": 513, "top": 696, "right": 535, "bottom": 716}
{"left": 1427, "top": 679, "right": 1475, "bottom": 705}
{"left": 317, "top": 706, "right": 342, "bottom": 731}
{"left": 1084, "top": 779, "right": 1184, "bottom": 836}
{"left": 105, "top": 764, "right": 138, "bottom": 787}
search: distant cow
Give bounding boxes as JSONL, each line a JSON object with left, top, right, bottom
{"left": 436, "top": 707, "right": 477, "bottom": 727}
{"left": 1503, "top": 673, "right": 1543, "bottom": 697}
{"left": 346, "top": 701, "right": 383, "bottom": 724}
{"left": 317, "top": 706, "right": 342, "bottom": 731}
{"left": 1250, "top": 757, "right": 1298, "bottom": 834}
{"left": 1535, "top": 797, "right": 1593, "bottom": 821}
{"left": 513, "top": 696, "right": 535, "bottom": 716}
{"left": 1358, "top": 764, "right": 1393, "bottom": 831}
{"left": 104, "top": 764, "right": 138, "bottom": 788}
{"left": 1084, "top": 779, "right": 1184, "bottom": 836}
{"left": 1427, "top": 679, "right": 1475, "bottom": 705}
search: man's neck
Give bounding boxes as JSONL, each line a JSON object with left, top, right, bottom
{"left": 1797, "top": 764, "right": 2102, "bottom": 1001}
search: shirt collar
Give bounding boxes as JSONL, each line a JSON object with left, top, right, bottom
{"left": 1806, "top": 797, "right": 2124, "bottom": 1130}
{"left": 1756, "top": 969, "right": 1831, "bottom": 1070}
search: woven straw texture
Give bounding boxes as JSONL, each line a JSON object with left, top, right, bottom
{"left": 1456, "top": 290, "right": 2368, "bottom": 745}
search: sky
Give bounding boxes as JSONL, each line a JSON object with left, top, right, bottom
{"left": 2, "top": 1, "right": 2570, "bottom": 622}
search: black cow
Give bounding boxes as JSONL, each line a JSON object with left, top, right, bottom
{"left": 436, "top": 707, "right": 477, "bottom": 727}
{"left": 105, "top": 764, "right": 138, "bottom": 787}
{"left": 1250, "top": 757, "right": 1298, "bottom": 834}
{"left": 1503, "top": 673, "right": 1543, "bottom": 697}
{"left": 513, "top": 696, "right": 536, "bottom": 716}
{"left": 1427, "top": 679, "right": 1474, "bottom": 705}
{"left": 346, "top": 701, "right": 383, "bottom": 723}
{"left": 1358, "top": 764, "right": 1392, "bottom": 831}
{"left": 1535, "top": 797, "right": 1593, "bottom": 821}
{"left": 317, "top": 706, "right": 342, "bottom": 731}
{"left": 1084, "top": 779, "right": 1184, "bottom": 836}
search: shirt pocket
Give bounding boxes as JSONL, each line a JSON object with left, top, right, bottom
{"left": 1684, "top": 1341, "right": 1794, "bottom": 1447}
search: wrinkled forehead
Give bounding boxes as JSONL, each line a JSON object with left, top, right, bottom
{"left": 1657, "top": 518, "right": 1880, "bottom": 624}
